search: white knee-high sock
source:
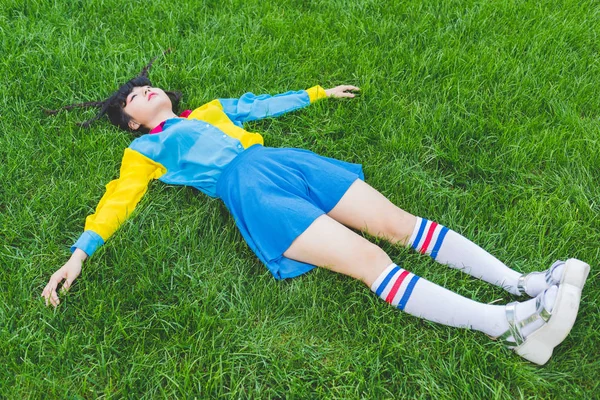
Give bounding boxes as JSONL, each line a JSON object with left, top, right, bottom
{"left": 371, "top": 264, "right": 556, "bottom": 338}
{"left": 371, "top": 263, "right": 507, "bottom": 336}
{"left": 408, "top": 217, "right": 522, "bottom": 295}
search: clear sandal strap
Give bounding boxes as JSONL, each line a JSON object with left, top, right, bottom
{"left": 545, "top": 260, "right": 565, "bottom": 286}
{"left": 495, "top": 295, "right": 552, "bottom": 347}
{"left": 496, "top": 302, "right": 524, "bottom": 346}
{"left": 515, "top": 295, "right": 548, "bottom": 329}
{"left": 518, "top": 260, "right": 565, "bottom": 296}
{"left": 517, "top": 275, "right": 528, "bottom": 296}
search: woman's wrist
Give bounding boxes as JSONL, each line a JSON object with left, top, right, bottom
{"left": 71, "top": 248, "right": 88, "bottom": 262}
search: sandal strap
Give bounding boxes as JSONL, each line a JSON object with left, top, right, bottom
{"left": 514, "top": 295, "right": 551, "bottom": 328}
{"left": 546, "top": 260, "right": 565, "bottom": 286}
{"left": 494, "top": 294, "right": 552, "bottom": 348}
{"left": 516, "top": 275, "right": 528, "bottom": 296}
{"left": 496, "top": 302, "right": 524, "bottom": 346}
{"left": 516, "top": 260, "right": 565, "bottom": 296}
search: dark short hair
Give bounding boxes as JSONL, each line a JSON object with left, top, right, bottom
{"left": 45, "top": 50, "right": 180, "bottom": 136}
{"left": 104, "top": 76, "right": 181, "bottom": 135}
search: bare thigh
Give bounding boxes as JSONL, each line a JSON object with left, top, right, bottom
{"left": 283, "top": 214, "right": 393, "bottom": 287}
{"left": 328, "top": 179, "right": 417, "bottom": 245}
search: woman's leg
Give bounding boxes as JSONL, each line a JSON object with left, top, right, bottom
{"left": 283, "top": 213, "right": 509, "bottom": 337}
{"left": 284, "top": 213, "right": 577, "bottom": 365}
{"left": 284, "top": 212, "right": 394, "bottom": 287}
{"left": 328, "top": 179, "right": 563, "bottom": 297}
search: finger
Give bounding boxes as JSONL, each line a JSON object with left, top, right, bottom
{"left": 341, "top": 85, "right": 360, "bottom": 91}
{"left": 42, "top": 276, "right": 62, "bottom": 306}
{"left": 61, "top": 277, "right": 75, "bottom": 293}
{"left": 50, "top": 289, "right": 60, "bottom": 307}
{"left": 42, "top": 281, "right": 54, "bottom": 299}
{"left": 62, "top": 279, "right": 72, "bottom": 292}
{"left": 48, "top": 276, "right": 62, "bottom": 293}
{"left": 44, "top": 285, "right": 57, "bottom": 307}
{"left": 43, "top": 285, "right": 56, "bottom": 306}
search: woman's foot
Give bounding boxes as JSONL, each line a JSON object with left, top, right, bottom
{"left": 493, "top": 282, "right": 583, "bottom": 365}
{"left": 517, "top": 258, "right": 590, "bottom": 297}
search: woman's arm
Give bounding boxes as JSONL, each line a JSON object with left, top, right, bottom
{"left": 74, "top": 149, "right": 166, "bottom": 256}
{"left": 41, "top": 148, "right": 166, "bottom": 307}
{"left": 218, "top": 84, "right": 359, "bottom": 124}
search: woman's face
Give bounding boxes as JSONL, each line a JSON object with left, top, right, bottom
{"left": 123, "top": 85, "right": 172, "bottom": 130}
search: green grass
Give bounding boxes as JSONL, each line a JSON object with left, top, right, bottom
{"left": 1, "top": 0, "right": 599, "bottom": 398}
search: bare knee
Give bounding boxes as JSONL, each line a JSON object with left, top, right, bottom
{"left": 379, "top": 211, "right": 417, "bottom": 246}
{"left": 352, "top": 241, "right": 393, "bottom": 286}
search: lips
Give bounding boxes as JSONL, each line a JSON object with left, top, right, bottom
{"left": 148, "top": 92, "right": 157, "bottom": 100}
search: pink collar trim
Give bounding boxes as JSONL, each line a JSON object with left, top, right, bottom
{"left": 149, "top": 110, "right": 193, "bottom": 134}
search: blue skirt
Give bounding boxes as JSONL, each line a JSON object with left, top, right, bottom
{"left": 216, "top": 144, "right": 364, "bottom": 279}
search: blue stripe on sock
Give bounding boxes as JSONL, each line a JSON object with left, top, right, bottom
{"left": 430, "top": 226, "right": 449, "bottom": 260}
{"left": 398, "top": 275, "right": 420, "bottom": 310}
{"left": 375, "top": 266, "right": 401, "bottom": 297}
{"left": 411, "top": 218, "right": 428, "bottom": 250}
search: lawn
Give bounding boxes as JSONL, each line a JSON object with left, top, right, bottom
{"left": 1, "top": 0, "right": 599, "bottom": 398}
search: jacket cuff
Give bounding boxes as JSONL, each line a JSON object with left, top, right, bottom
{"left": 70, "top": 230, "right": 104, "bottom": 257}
{"left": 306, "top": 85, "right": 327, "bottom": 103}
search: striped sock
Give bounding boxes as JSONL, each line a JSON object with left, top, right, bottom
{"left": 370, "top": 263, "right": 420, "bottom": 310}
{"left": 408, "top": 217, "right": 522, "bottom": 295}
{"left": 371, "top": 264, "right": 560, "bottom": 339}
{"left": 371, "top": 263, "right": 510, "bottom": 336}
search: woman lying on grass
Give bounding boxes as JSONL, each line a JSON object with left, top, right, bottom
{"left": 42, "top": 55, "right": 590, "bottom": 365}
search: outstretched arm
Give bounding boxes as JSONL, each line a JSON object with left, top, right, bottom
{"left": 41, "top": 148, "right": 166, "bottom": 307}
{"left": 218, "top": 84, "right": 360, "bottom": 125}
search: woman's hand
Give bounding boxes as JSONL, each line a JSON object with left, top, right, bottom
{"left": 41, "top": 249, "right": 87, "bottom": 307}
{"left": 325, "top": 85, "right": 360, "bottom": 98}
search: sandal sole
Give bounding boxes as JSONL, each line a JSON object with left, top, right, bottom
{"left": 561, "top": 258, "right": 590, "bottom": 290}
{"left": 514, "top": 282, "right": 582, "bottom": 365}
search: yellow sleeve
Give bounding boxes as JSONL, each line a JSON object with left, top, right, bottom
{"left": 305, "top": 85, "right": 328, "bottom": 103}
{"left": 83, "top": 148, "right": 166, "bottom": 243}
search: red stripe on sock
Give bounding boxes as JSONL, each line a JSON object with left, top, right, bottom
{"left": 420, "top": 222, "right": 438, "bottom": 254}
{"left": 385, "top": 270, "right": 410, "bottom": 303}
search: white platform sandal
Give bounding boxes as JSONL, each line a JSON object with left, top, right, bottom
{"left": 495, "top": 282, "right": 584, "bottom": 365}
{"left": 516, "top": 258, "right": 590, "bottom": 296}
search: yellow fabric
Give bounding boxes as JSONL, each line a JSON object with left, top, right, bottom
{"left": 187, "top": 100, "right": 265, "bottom": 149}
{"left": 306, "top": 85, "right": 328, "bottom": 103}
{"left": 84, "top": 148, "right": 167, "bottom": 241}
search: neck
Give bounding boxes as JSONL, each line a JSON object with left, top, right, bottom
{"left": 147, "top": 109, "right": 179, "bottom": 130}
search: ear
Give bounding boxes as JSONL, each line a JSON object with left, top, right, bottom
{"left": 128, "top": 120, "right": 141, "bottom": 131}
